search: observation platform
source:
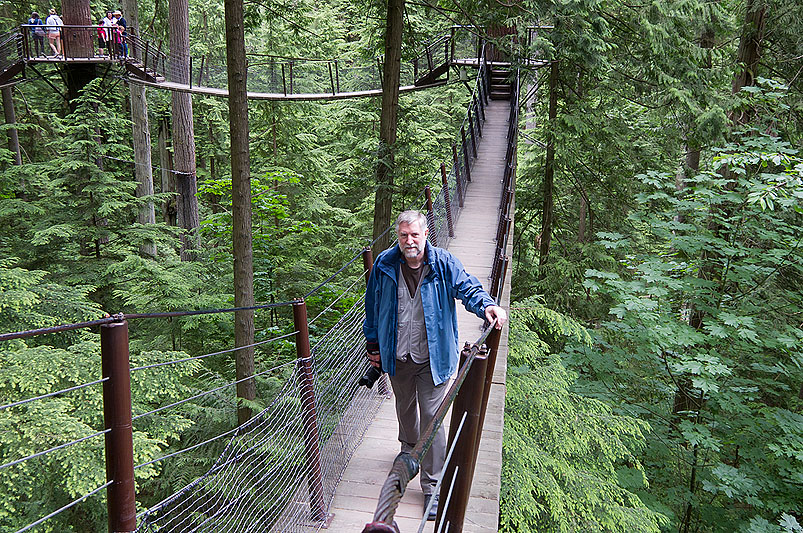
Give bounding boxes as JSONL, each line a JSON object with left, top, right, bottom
{"left": 322, "top": 99, "right": 513, "bottom": 532}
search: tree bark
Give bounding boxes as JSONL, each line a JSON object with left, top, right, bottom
{"left": 60, "top": 0, "right": 92, "bottom": 59}
{"left": 169, "top": 0, "right": 199, "bottom": 260}
{"left": 121, "top": 0, "right": 141, "bottom": 61}
{"left": 371, "top": 0, "right": 403, "bottom": 256}
{"left": 225, "top": 0, "right": 256, "bottom": 426}
{"left": 1, "top": 87, "right": 21, "bottom": 165}
{"left": 61, "top": 0, "right": 95, "bottom": 107}
{"left": 130, "top": 84, "right": 156, "bottom": 256}
{"left": 539, "top": 60, "right": 558, "bottom": 266}
{"left": 158, "top": 115, "right": 176, "bottom": 226}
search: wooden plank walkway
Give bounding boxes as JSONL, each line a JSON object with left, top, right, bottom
{"left": 321, "top": 98, "right": 513, "bottom": 532}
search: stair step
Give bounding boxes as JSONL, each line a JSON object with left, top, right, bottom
{"left": 490, "top": 90, "right": 511, "bottom": 100}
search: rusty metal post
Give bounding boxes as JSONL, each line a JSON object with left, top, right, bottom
{"left": 425, "top": 186, "right": 437, "bottom": 246}
{"left": 362, "top": 247, "right": 374, "bottom": 285}
{"left": 461, "top": 126, "right": 471, "bottom": 182}
{"left": 450, "top": 26, "right": 456, "bottom": 63}
{"left": 440, "top": 163, "right": 454, "bottom": 238}
{"left": 293, "top": 299, "right": 327, "bottom": 522}
{"left": 473, "top": 329, "right": 502, "bottom": 476}
{"left": 360, "top": 248, "right": 389, "bottom": 395}
{"left": 467, "top": 108, "right": 477, "bottom": 157}
{"left": 436, "top": 344, "right": 489, "bottom": 531}
{"left": 100, "top": 321, "right": 136, "bottom": 533}
{"left": 475, "top": 96, "right": 484, "bottom": 135}
{"left": 489, "top": 252, "right": 504, "bottom": 301}
{"left": 452, "top": 143, "right": 464, "bottom": 208}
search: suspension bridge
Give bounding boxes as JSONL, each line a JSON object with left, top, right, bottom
{"left": 0, "top": 25, "right": 524, "bottom": 533}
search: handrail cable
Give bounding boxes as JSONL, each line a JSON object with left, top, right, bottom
{"left": 132, "top": 359, "right": 296, "bottom": 421}
{"left": 0, "top": 377, "right": 108, "bottom": 411}
{"left": 13, "top": 481, "right": 113, "bottom": 533}
{"left": 303, "top": 248, "right": 367, "bottom": 299}
{"left": 0, "top": 427, "right": 110, "bottom": 472}
{"left": 129, "top": 330, "right": 298, "bottom": 372}
{"left": 0, "top": 301, "right": 295, "bottom": 343}
{"left": 417, "top": 411, "right": 467, "bottom": 533}
{"left": 307, "top": 267, "right": 369, "bottom": 326}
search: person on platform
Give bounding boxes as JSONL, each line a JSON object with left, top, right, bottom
{"left": 28, "top": 12, "right": 46, "bottom": 57}
{"left": 100, "top": 11, "right": 115, "bottom": 56}
{"left": 44, "top": 8, "right": 63, "bottom": 58}
{"left": 362, "top": 210, "right": 507, "bottom": 521}
{"left": 113, "top": 10, "right": 127, "bottom": 57}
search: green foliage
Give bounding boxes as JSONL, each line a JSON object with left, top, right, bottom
{"left": 501, "top": 296, "right": 666, "bottom": 532}
{"left": 577, "top": 119, "right": 803, "bottom": 530}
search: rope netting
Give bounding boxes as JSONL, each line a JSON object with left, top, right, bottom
{"left": 136, "top": 296, "right": 384, "bottom": 532}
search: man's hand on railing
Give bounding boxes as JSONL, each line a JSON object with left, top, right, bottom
{"left": 484, "top": 305, "right": 507, "bottom": 329}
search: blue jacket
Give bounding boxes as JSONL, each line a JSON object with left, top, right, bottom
{"left": 363, "top": 243, "right": 495, "bottom": 385}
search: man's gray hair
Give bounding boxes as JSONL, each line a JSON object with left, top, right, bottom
{"left": 395, "top": 210, "right": 428, "bottom": 233}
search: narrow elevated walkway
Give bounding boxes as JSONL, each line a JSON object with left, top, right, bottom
{"left": 322, "top": 99, "right": 513, "bottom": 532}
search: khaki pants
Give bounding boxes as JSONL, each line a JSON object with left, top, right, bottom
{"left": 389, "top": 358, "right": 448, "bottom": 496}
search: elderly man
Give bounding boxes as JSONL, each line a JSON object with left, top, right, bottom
{"left": 363, "top": 210, "right": 507, "bottom": 520}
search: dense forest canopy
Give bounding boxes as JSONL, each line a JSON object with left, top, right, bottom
{"left": 0, "top": 0, "right": 801, "bottom": 531}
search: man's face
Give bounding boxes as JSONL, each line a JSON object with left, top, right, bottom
{"left": 397, "top": 221, "right": 427, "bottom": 260}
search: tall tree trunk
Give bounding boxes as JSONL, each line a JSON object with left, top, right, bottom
{"left": 131, "top": 85, "right": 156, "bottom": 256}
{"left": 578, "top": 193, "right": 587, "bottom": 243}
{"left": 122, "top": 0, "right": 141, "bottom": 61}
{"left": 539, "top": 60, "right": 558, "bottom": 266}
{"left": 121, "top": 0, "right": 155, "bottom": 256}
{"left": 1, "top": 87, "right": 21, "bottom": 165}
{"left": 371, "top": 0, "right": 403, "bottom": 256}
{"left": 158, "top": 115, "right": 176, "bottom": 225}
{"left": 224, "top": 0, "right": 255, "bottom": 426}
{"left": 61, "top": 0, "right": 95, "bottom": 107}
{"left": 169, "top": 0, "right": 199, "bottom": 260}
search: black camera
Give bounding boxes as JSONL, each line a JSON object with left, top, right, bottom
{"left": 358, "top": 365, "right": 383, "bottom": 389}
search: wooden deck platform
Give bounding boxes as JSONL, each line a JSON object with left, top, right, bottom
{"left": 321, "top": 99, "right": 513, "bottom": 532}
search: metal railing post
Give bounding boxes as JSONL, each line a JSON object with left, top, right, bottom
{"left": 436, "top": 343, "right": 489, "bottom": 531}
{"left": 461, "top": 126, "right": 471, "bottom": 182}
{"left": 328, "top": 61, "right": 335, "bottom": 95}
{"left": 452, "top": 143, "right": 464, "bottom": 208}
{"left": 293, "top": 299, "right": 327, "bottom": 522}
{"left": 361, "top": 248, "right": 389, "bottom": 395}
{"left": 467, "top": 109, "right": 477, "bottom": 158}
{"left": 289, "top": 61, "right": 294, "bottom": 94}
{"left": 440, "top": 163, "right": 454, "bottom": 238}
{"left": 334, "top": 59, "right": 340, "bottom": 93}
{"left": 425, "top": 186, "right": 436, "bottom": 246}
{"left": 281, "top": 63, "right": 287, "bottom": 95}
{"left": 474, "top": 96, "right": 483, "bottom": 137}
{"left": 100, "top": 321, "right": 136, "bottom": 533}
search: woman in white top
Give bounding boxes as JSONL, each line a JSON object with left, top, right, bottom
{"left": 45, "top": 8, "right": 63, "bottom": 57}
